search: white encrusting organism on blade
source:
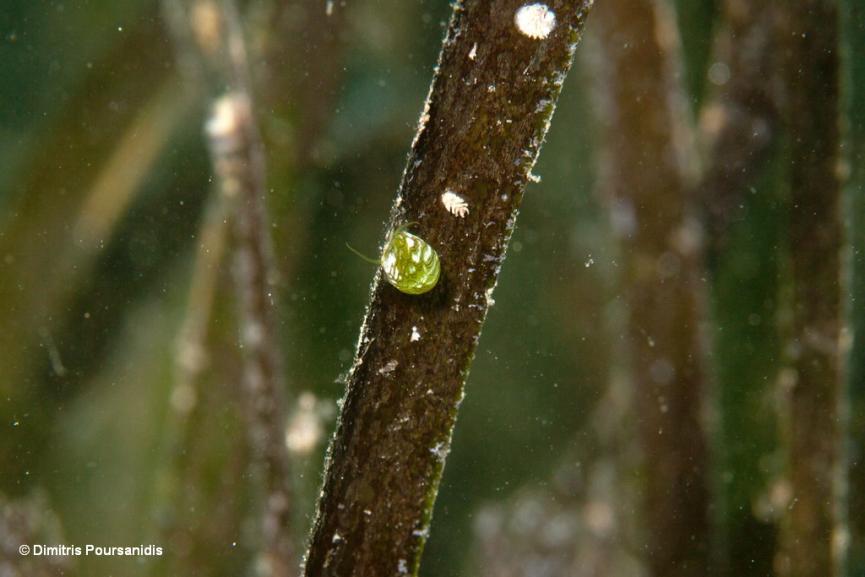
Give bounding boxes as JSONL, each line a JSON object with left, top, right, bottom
{"left": 430, "top": 442, "right": 449, "bottom": 461}
{"left": 485, "top": 286, "right": 496, "bottom": 308}
{"left": 411, "top": 89, "right": 434, "bottom": 148}
{"left": 378, "top": 359, "right": 398, "bottom": 375}
{"left": 441, "top": 190, "right": 470, "bottom": 217}
{"left": 514, "top": 3, "right": 556, "bottom": 40}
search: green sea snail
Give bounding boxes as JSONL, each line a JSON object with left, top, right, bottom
{"left": 350, "top": 226, "right": 440, "bottom": 295}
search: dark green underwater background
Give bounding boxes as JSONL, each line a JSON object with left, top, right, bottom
{"left": 0, "top": 1, "right": 863, "bottom": 576}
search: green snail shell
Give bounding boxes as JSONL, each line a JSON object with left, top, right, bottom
{"left": 381, "top": 229, "right": 440, "bottom": 295}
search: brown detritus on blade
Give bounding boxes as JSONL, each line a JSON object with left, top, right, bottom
{"left": 302, "top": 1, "right": 594, "bottom": 576}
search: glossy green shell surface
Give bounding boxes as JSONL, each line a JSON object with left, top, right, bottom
{"left": 381, "top": 229, "right": 440, "bottom": 295}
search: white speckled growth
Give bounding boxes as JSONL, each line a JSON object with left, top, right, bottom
{"left": 441, "top": 190, "right": 470, "bottom": 217}
{"left": 514, "top": 3, "right": 556, "bottom": 39}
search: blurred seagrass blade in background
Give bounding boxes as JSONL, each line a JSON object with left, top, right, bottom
{"left": 841, "top": 0, "right": 865, "bottom": 575}
{"left": 0, "top": 3, "right": 199, "bottom": 496}
{"left": 696, "top": 1, "right": 786, "bottom": 575}
{"left": 162, "top": 0, "right": 299, "bottom": 574}
{"left": 588, "top": 0, "right": 713, "bottom": 574}
{"left": 778, "top": 0, "right": 847, "bottom": 576}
